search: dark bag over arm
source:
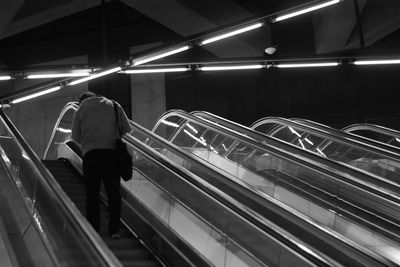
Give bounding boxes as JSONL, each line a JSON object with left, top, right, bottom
{"left": 113, "top": 101, "right": 133, "bottom": 181}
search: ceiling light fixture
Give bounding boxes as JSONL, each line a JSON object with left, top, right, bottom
{"left": 132, "top": 46, "right": 190, "bottom": 66}
{"left": 11, "top": 86, "right": 61, "bottom": 104}
{"left": 68, "top": 67, "right": 121, "bottom": 86}
{"left": 0, "top": 76, "right": 11, "bottom": 81}
{"left": 121, "top": 67, "right": 190, "bottom": 74}
{"left": 199, "top": 64, "right": 265, "bottom": 71}
{"left": 272, "top": 0, "right": 340, "bottom": 22}
{"left": 353, "top": 59, "right": 400, "bottom": 65}
{"left": 200, "top": 23, "right": 263, "bottom": 45}
{"left": 276, "top": 62, "right": 339, "bottom": 68}
{"left": 27, "top": 72, "right": 91, "bottom": 79}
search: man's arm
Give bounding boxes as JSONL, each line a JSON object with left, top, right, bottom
{"left": 117, "top": 104, "right": 132, "bottom": 136}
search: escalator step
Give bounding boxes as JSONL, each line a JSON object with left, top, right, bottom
{"left": 43, "top": 159, "right": 161, "bottom": 267}
{"left": 104, "top": 238, "right": 142, "bottom": 249}
{"left": 113, "top": 248, "right": 149, "bottom": 259}
{"left": 119, "top": 259, "right": 160, "bottom": 267}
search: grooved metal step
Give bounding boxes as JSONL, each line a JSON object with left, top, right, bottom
{"left": 42, "top": 159, "right": 161, "bottom": 267}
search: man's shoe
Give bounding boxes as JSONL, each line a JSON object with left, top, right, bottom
{"left": 110, "top": 233, "right": 120, "bottom": 239}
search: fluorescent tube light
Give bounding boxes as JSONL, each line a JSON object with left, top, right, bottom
{"left": 160, "top": 119, "right": 179, "bottom": 128}
{"left": 27, "top": 72, "right": 90, "bottom": 79}
{"left": 199, "top": 64, "right": 264, "bottom": 71}
{"left": 276, "top": 62, "right": 339, "bottom": 68}
{"left": 132, "top": 46, "right": 190, "bottom": 66}
{"left": 68, "top": 67, "right": 121, "bottom": 86}
{"left": 273, "top": 0, "right": 340, "bottom": 22}
{"left": 0, "top": 76, "right": 11, "bottom": 80}
{"left": 200, "top": 23, "right": 263, "bottom": 45}
{"left": 11, "top": 86, "right": 61, "bottom": 104}
{"left": 57, "top": 127, "right": 72, "bottom": 133}
{"left": 353, "top": 59, "right": 400, "bottom": 65}
{"left": 121, "top": 67, "right": 190, "bottom": 74}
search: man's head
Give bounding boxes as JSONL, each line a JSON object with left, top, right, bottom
{"left": 78, "top": 91, "right": 96, "bottom": 104}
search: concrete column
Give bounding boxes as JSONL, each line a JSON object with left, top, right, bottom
{"left": 131, "top": 73, "right": 166, "bottom": 130}
{"left": 130, "top": 43, "right": 166, "bottom": 130}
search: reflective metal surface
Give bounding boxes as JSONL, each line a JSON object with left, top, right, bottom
{"left": 153, "top": 110, "right": 400, "bottom": 265}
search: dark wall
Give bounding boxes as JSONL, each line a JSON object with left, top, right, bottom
{"left": 166, "top": 62, "right": 400, "bottom": 130}
{"left": 166, "top": 16, "right": 400, "bottom": 130}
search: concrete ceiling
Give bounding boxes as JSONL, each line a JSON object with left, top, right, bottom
{"left": 0, "top": 0, "right": 399, "bottom": 66}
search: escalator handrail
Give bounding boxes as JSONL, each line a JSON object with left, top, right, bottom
{"left": 123, "top": 122, "right": 392, "bottom": 266}
{"left": 289, "top": 118, "right": 400, "bottom": 158}
{"left": 342, "top": 123, "right": 400, "bottom": 138}
{"left": 187, "top": 110, "right": 400, "bottom": 196}
{"left": 341, "top": 123, "right": 400, "bottom": 151}
{"left": 1, "top": 110, "right": 122, "bottom": 267}
{"left": 43, "top": 102, "right": 78, "bottom": 159}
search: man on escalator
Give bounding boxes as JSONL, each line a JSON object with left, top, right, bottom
{"left": 71, "top": 91, "right": 132, "bottom": 239}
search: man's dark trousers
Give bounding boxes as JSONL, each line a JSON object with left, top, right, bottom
{"left": 83, "top": 149, "right": 121, "bottom": 235}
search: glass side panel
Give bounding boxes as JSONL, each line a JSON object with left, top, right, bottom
{"left": 226, "top": 142, "right": 256, "bottom": 166}
{"left": 351, "top": 130, "right": 394, "bottom": 144}
{"left": 254, "top": 122, "right": 400, "bottom": 185}
{"left": 152, "top": 114, "right": 400, "bottom": 264}
{"left": 128, "top": 131, "right": 322, "bottom": 266}
{"left": 388, "top": 138, "right": 400, "bottom": 148}
{"left": 0, "top": 115, "right": 108, "bottom": 267}
{"left": 126, "top": 148, "right": 304, "bottom": 267}
{"left": 154, "top": 115, "right": 187, "bottom": 141}
{"left": 209, "top": 134, "right": 236, "bottom": 156}
{"left": 172, "top": 122, "right": 209, "bottom": 152}
{"left": 350, "top": 129, "right": 400, "bottom": 149}
{"left": 271, "top": 126, "right": 299, "bottom": 143}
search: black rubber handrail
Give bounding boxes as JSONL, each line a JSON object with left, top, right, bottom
{"left": 290, "top": 117, "right": 400, "bottom": 158}
{"left": 342, "top": 123, "right": 400, "bottom": 152}
{"left": 1, "top": 110, "right": 121, "bottom": 267}
{"left": 251, "top": 116, "right": 400, "bottom": 183}
{"left": 190, "top": 111, "right": 400, "bottom": 203}
{"left": 188, "top": 110, "right": 400, "bottom": 240}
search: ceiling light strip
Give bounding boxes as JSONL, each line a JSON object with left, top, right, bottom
{"left": 132, "top": 46, "right": 190, "bottom": 66}
{"left": 11, "top": 86, "right": 61, "bottom": 104}
{"left": 68, "top": 67, "right": 121, "bottom": 86}
{"left": 276, "top": 62, "right": 339, "bottom": 68}
{"left": 200, "top": 23, "right": 263, "bottom": 45}
{"left": 27, "top": 72, "right": 91, "bottom": 79}
{"left": 353, "top": 59, "right": 400, "bottom": 65}
{"left": 0, "top": 76, "right": 11, "bottom": 81}
{"left": 199, "top": 65, "right": 264, "bottom": 71}
{"left": 121, "top": 67, "right": 190, "bottom": 74}
{"left": 273, "top": 0, "right": 340, "bottom": 22}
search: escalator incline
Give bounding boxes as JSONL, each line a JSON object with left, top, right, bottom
{"left": 42, "top": 159, "right": 160, "bottom": 267}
